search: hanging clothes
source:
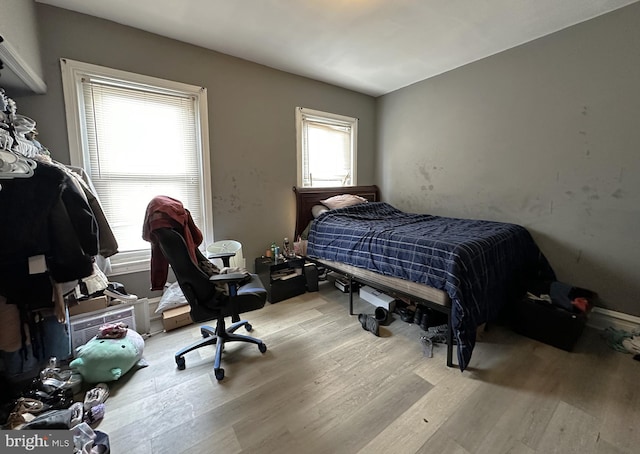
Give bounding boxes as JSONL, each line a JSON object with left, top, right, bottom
{"left": 0, "top": 158, "right": 98, "bottom": 362}
{"left": 0, "top": 160, "right": 98, "bottom": 286}
{"left": 0, "top": 87, "right": 102, "bottom": 371}
{"left": 67, "top": 165, "right": 119, "bottom": 258}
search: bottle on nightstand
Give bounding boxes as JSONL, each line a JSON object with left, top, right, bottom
{"left": 283, "top": 237, "right": 292, "bottom": 258}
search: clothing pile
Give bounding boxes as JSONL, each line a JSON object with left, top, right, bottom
{"left": 601, "top": 326, "right": 640, "bottom": 361}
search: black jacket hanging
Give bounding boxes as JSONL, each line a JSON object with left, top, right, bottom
{"left": 0, "top": 160, "right": 99, "bottom": 302}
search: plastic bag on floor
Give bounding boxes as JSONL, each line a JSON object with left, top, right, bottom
{"left": 155, "top": 282, "right": 188, "bottom": 314}
{"left": 72, "top": 422, "right": 110, "bottom": 453}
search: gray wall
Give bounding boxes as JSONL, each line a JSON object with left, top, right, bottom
{"left": 377, "top": 3, "right": 640, "bottom": 316}
{"left": 13, "top": 4, "right": 376, "bottom": 298}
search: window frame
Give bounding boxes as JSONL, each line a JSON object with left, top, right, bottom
{"left": 295, "top": 107, "right": 358, "bottom": 188}
{"left": 60, "top": 58, "right": 212, "bottom": 275}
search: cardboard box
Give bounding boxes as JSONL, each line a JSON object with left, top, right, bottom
{"left": 162, "top": 304, "right": 193, "bottom": 331}
{"left": 68, "top": 296, "right": 109, "bottom": 317}
{"left": 359, "top": 285, "right": 396, "bottom": 311}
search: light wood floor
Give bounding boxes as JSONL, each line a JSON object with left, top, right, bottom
{"left": 97, "top": 278, "right": 639, "bottom": 454}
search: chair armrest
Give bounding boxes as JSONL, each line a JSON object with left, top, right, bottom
{"left": 207, "top": 251, "right": 235, "bottom": 260}
{"left": 209, "top": 272, "right": 248, "bottom": 284}
{"left": 207, "top": 251, "right": 235, "bottom": 267}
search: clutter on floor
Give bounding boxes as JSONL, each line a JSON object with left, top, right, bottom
{"left": 356, "top": 296, "right": 453, "bottom": 359}
{"left": 601, "top": 326, "right": 640, "bottom": 359}
{"left": 1, "top": 355, "right": 112, "bottom": 453}
{"left": 1, "top": 317, "right": 147, "bottom": 452}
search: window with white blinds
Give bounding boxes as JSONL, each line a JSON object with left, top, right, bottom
{"left": 61, "top": 59, "right": 212, "bottom": 275}
{"left": 296, "top": 107, "right": 357, "bottom": 187}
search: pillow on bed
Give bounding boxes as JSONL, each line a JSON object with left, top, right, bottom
{"left": 320, "top": 194, "right": 368, "bottom": 210}
{"left": 311, "top": 204, "right": 330, "bottom": 218}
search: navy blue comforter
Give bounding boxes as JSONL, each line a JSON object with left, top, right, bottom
{"left": 307, "top": 202, "right": 554, "bottom": 371}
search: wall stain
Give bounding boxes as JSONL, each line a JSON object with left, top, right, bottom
{"left": 556, "top": 172, "right": 560, "bottom": 182}
{"left": 549, "top": 201, "right": 553, "bottom": 214}
{"left": 611, "top": 188, "right": 624, "bottom": 199}
{"left": 579, "top": 131, "right": 587, "bottom": 135}
{"left": 418, "top": 165, "right": 431, "bottom": 182}
{"left": 565, "top": 190, "right": 574, "bottom": 197}
{"left": 576, "top": 250, "right": 583, "bottom": 264}
{"left": 581, "top": 184, "right": 601, "bottom": 200}
{"left": 585, "top": 149, "right": 590, "bottom": 156}
{"left": 585, "top": 208, "right": 592, "bottom": 216}
{"left": 421, "top": 185, "right": 427, "bottom": 191}
{"left": 429, "top": 185, "right": 434, "bottom": 191}
{"left": 619, "top": 168, "right": 624, "bottom": 182}
{"left": 582, "top": 106, "right": 588, "bottom": 116}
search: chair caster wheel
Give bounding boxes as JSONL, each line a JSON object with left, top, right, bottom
{"left": 214, "top": 368, "right": 225, "bottom": 381}
{"left": 258, "top": 343, "right": 267, "bottom": 353}
{"left": 201, "top": 328, "right": 211, "bottom": 338}
{"left": 245, "top": 323, "right": 253, "bottom": 332}
{"left": 176, "top": 357, "right": 186, "bottom": 370}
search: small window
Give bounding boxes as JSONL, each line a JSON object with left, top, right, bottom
{"left": 296, "top": 107, "right": 357, "bottom": 187}
{"left": 61, "top": 59, "right": 212, "bottom": 275}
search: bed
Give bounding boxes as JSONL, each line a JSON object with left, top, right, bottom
{"left": 293, "top": 185, "right": 555, "bottom": 371}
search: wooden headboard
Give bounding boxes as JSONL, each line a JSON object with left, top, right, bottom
{"left": 292, "top": 185, "right": 380, "bottom": 239}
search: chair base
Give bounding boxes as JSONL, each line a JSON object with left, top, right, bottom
{"left": 174, "top": 317, "right": 267, "bottom": 381}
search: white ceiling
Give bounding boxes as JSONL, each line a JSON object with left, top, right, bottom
{"left": 36, "top": 0, "right": 638, "bottom": 96}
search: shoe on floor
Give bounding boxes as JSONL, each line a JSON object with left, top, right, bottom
{"left": 398, "top": 307, "right": 415, "bottom": 323}
{"left": 374, "top": 306, "right": 391, "bottom": 325}
{"left": 358, "top": 314, "right": 379, "bottom": 336}
{"left": 83, "top": 383, "right": 109, "bottom": 413}
{"left": 69, "top": 402, "right": 84, "bottom": 428}
{"left": 104, "top": 282, "right": 138, "bottom": 302}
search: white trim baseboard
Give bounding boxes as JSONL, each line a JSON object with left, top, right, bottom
{"left": 587, "top": 307, "right": 640, "bottom": 332}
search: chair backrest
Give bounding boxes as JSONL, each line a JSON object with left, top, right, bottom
{"left": 154, "top": 228, "right": 223, "bottom": 318}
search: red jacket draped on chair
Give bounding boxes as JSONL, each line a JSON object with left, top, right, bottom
{"left": 142, "top": 196, "right": 203, "bottom": 290}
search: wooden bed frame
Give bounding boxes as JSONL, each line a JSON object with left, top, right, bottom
{"left": 293, "top": 185, "right": 455, "bottom": 367}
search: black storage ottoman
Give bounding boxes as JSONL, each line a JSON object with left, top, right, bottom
{"left": 511, "top": 285, "right": 597, "bottom": 351}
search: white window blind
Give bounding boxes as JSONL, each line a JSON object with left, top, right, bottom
{"left": 61, "top": 59, "right": 211, "bottom": 275}
{"left": 296, "top": 107, "right": 357, "bottom": 187}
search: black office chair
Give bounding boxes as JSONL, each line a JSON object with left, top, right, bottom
{"left": 154, "top": 228, "right": 267, "bottom": 381}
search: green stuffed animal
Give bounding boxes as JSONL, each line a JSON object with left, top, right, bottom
{"left": 70, "top": 328, "right": 146, "bottom": 384}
